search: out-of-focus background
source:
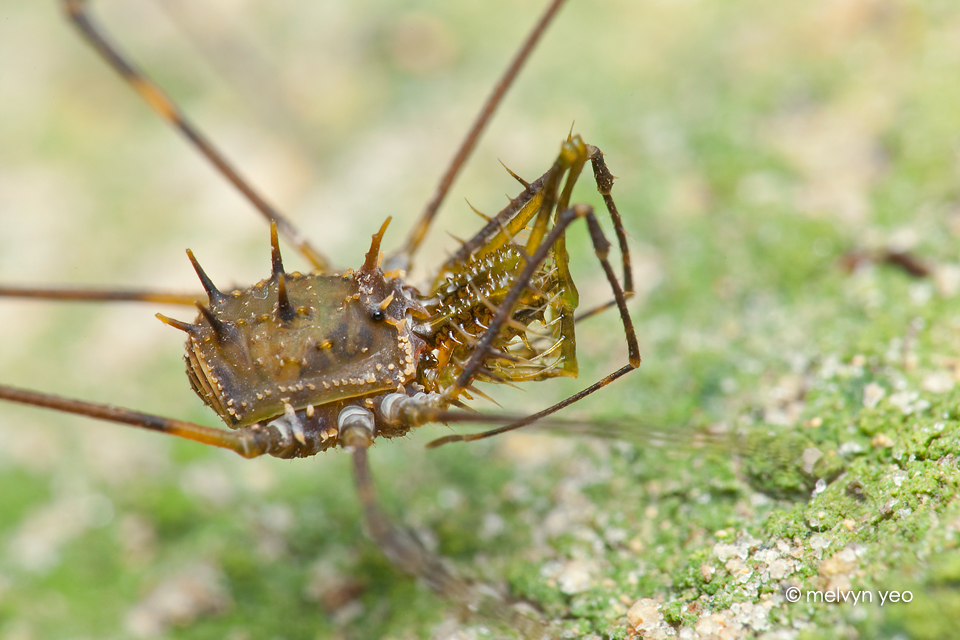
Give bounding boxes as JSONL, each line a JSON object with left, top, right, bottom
{"left": 1, "top": 0, "right": 960, "bottom": 638}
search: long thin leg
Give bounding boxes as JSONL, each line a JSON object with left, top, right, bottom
{"left": 342, "top": 421, "right": 555, "bottom": 639}
{"left": 0, "top": 285, "right": 201, "bottom": 305}
{"left": 422, "top": 404, "right": 737, "bottom": 451}
{"left": 0, "top": 385, "right": 284, "bottom": 459}
{"left": 388, "top": 0, "right": 568, "bottom": 272}
{"left": 60, "top": 0, "right": 332, "bottom": 272}
{"left": 350, "top": 445, "right": 469, "bottom": 595}
{"left": 427, "top": 364, "right": 635, "bottom": 448}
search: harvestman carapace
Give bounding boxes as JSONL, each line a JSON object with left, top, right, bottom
{"left": 0, "top": 0, "right": 639, "bottom": 634}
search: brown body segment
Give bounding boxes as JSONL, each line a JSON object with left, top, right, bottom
{"left": 186, "top": 269, "right": 426, "bottom": 427}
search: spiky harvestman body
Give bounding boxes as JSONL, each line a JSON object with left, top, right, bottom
{"left": 1, "top": 0, "right": 639, "bottom": 634}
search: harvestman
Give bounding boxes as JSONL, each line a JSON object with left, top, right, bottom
{"left": 0, "top": 0, "right": 640, "bottom": 634}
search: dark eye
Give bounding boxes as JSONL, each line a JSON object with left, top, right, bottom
{"left": 370, "top": 309, "right": 385, "bottom": 322}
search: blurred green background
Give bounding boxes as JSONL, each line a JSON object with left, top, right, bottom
{"left": 1, "top": 0, "right": 960, "bottom": 638}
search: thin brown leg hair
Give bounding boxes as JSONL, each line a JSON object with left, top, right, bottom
{"left": 388, "top": 0, "right": 568, "bottom": 272}
{"left": 60, "top": 0, "right": 331, "bottom": 272}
